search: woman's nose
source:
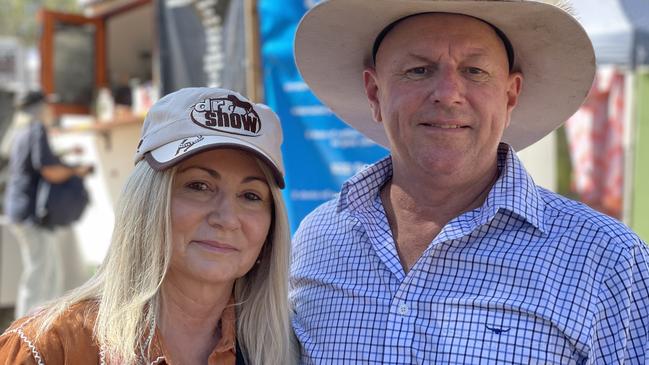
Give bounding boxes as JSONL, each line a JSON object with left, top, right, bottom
{"left": 207, "top": 195, "right": 241, "bottom": 230}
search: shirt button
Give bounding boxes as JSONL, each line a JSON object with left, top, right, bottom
{"left": 398, "top": 303, "right": 409, "bottom": 315}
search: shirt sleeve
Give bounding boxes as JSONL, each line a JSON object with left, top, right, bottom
{"left": 0, "top": 331, "right": 39, "bottom": 365}
{"left": 587, "top": 239, "right": 649, "bottom": 364}
{"left": 30, "top": 122, "right": 59, "bottom": 170}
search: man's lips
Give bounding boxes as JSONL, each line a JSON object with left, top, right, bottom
{"left": 418, "top": 121, "right": 470, "bottom": 129}
{"left": 193, "top": 240, "right": 239, "bottom": 252}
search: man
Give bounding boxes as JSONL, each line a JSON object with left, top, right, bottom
{"left": 290, "top": 1, "right": 649, "bottom": 364}
{"left": 3, "top": 91, "right": 92, "bottom": 317}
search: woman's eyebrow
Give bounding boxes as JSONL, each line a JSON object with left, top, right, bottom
{"left": 242, "top": 176, "right": 268, "bottom": 184}
{"left": 178, "top": 167, "right": 267, "bottom": 185}
{"left": 178, "top": 166, "right": 221, "bottom": 178}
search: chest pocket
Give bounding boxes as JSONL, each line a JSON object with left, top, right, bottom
{"left": 419, "top": 306, "right": 583, "bottom": 364}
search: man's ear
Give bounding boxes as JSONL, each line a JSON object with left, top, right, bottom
{"left": 504, "top": 71, "right": 523, "bottom": 128}
{"left": 363, "top": 68, "right": 382, "bottom": 123}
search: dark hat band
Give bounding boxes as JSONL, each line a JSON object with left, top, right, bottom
{"left": 371, "top": 13, "right": 515, "bottom": 72}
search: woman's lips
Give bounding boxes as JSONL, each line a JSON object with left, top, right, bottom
{"left": 193, "top": 240, "right": 239, "bottom": 253}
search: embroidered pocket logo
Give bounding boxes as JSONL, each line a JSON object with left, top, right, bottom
{"left": 485, "top": 324, "right": 511, "bottom": 335}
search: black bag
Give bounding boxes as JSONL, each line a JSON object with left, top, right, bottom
{"left": 35, "top": 175, "right": 89, "bottom": 228}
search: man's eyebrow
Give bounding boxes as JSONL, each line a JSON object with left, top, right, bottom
{"left": 463, "top": 49, "right": 493, "bottom": 59}
{"left": 404, "top": 53, "right": 436, "bottom": 63}
{"left": 404, "top": 49, "right": 492, "bottom": 62}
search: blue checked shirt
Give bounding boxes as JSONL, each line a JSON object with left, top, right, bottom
{"left": 290, "top": 144, "right": 649, "bottom": 364}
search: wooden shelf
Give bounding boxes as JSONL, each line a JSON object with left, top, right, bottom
{"left": 52, "top": 111, "right": 144, "bottom": 135}
{"left": 92, "top": 113, "right": 144, "bottom": 150}
{"left": 92, "top": 113, "right": 144, "bottom": 132}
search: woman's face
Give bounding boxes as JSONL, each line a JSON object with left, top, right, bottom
{"left": 168, "top": 148, "right": 272, "bottom": 287}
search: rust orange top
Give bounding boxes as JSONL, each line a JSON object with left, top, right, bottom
{"left": 0, "top": 299, "right": 237, "bottom": 365}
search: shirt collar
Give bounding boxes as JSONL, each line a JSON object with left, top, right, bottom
{"left": 484, "top": 143, "right": 548, "bottom": 234}
{"left": 338, "top": 143, "right": 547, "bottom": 234}
{"left": 337, "top": 155, "right": 393, "bottom": 214}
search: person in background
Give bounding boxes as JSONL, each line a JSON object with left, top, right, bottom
{"left": 2, "top": 91, "right": 92, "bottom": 318}
{"left": 0, "top": 87, "right": 296, "bottom": 364}
{"left": 290, "top": 0, "right": 649, "bottom": 364}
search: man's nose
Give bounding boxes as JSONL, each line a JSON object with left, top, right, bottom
{"left": 207, "top": 195, "right": 241, "bottom": 231}
{"left": 430, "top": 67, "right": 464, "bottom": 106}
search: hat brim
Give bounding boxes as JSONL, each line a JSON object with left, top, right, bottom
{"left": 294, "top": 0, "right": 596, "bottom": 151}
{"left": 145, "top": 135, "right": 285, "bottom": 189}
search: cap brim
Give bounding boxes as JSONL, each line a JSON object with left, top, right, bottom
{"left": 294, "top": 0, "right": 596, "bottom": 151}
{"left": 144, "top": 135, "right": 285, "bottom": 189}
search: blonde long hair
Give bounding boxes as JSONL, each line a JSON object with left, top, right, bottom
{"left": 34, "top": 157, "right": 296, "bottom": 364}
{"left": 236, "top": 160, "right": 296, "bottom": 364}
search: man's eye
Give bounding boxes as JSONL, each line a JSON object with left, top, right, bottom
{"left": 463, "top": 67, "right": 489, "bottom": 80}
{"left": 465, "top": 67, "right": 485, "bottom": 74}
{"left": 406, "top": 67, "right": 428, "bottom": 76}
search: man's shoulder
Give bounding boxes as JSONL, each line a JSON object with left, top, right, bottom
{"left": 296, "top": 197, "right": 346, "bottom": 231}
{"left": 293, "top": 193, "right": 367, "bottom": 245}
{"left": 7, "top": 125, "right": 32, "bottom": 158}
{"left": 12, "top": 121, "right": 43, "bottom": 145}
{"left": 537, "top": 187, "right": 642, "bottom": 248}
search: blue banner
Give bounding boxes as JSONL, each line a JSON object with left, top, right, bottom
{"left": 258, "top": 0, "right": 388, "bottom": 232}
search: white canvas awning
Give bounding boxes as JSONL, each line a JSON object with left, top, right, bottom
{"left": 570, "top": 0, "right": 649, "bottom": 67}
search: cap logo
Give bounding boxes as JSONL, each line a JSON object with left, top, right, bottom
{"left": 176, "top": 136, "right": 205, "bottom": 156}
{"left": 191, "top": 95, "right": 261, "bottom": 137}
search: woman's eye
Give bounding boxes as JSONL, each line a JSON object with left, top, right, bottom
{"left": 243, "top": 192, "right": 262, "bottom": 201}
{"left": 186, "top": 181, "right": 210, "bottom": 192}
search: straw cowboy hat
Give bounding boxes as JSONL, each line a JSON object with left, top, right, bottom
{"left": 294, "top": 0, "right": 596, "bottom": 151}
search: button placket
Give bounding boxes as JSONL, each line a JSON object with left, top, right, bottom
{"left": 398, "top": 302, "right": 409, "bottom": 315}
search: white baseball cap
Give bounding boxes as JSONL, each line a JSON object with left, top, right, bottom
{"left": 134, "top": 87, "right": 285, "bottom": 188}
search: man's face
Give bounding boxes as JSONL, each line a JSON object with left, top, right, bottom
{"left": 364, "top": 13, "right": 522, "bottom": 183}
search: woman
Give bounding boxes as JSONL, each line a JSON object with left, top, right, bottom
{"left": 0, "top": 87, "right": 296, "bottom": 364}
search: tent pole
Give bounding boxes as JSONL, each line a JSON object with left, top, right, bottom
{"left": 244, "top": 0, "right": 262, "bottom": 102}
{"left": 622, "top": 69, "right": 636, "bottom": 225}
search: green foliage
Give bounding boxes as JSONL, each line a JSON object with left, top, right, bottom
{"left": 631, "top": 70, "right": 649, "bottom": 241}
{"left": 0, "top": 0, "right": 78, "bottom": 45}
{"left": 555, "top": 125, "right": 579, "bottom": 201}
